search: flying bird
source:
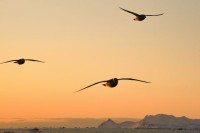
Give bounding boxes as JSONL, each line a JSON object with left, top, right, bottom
{"left": 75, "top": 78, "right": 150, "bottom": 93}
{"left": 119, "top": 7, "right": 164, "bottom": 21}
{"left": 0, "top": 58, "right": 45, "bottom": 65}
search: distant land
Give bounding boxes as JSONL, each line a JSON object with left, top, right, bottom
{"left": 1, "top": 114, "right": 200, "bottom": 129}
{"left": 99, "top": 114, "right": 200, "bottom": 130}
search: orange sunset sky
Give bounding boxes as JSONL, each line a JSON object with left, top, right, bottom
{"left": 0, "top": 0, "right": 200, "bottom": 119}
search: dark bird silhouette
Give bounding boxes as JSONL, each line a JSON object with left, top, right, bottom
{"left": 0, "top": 58, "right": 45, "bottom": 65}
{"left": 119, "top": 7, "right": 163, "bottom": 21}
{"left": 75, "top": 78, "right": 150, "bottom": 93}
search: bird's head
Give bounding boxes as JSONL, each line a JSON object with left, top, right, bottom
{"left": 133, "top": 17, "right": 139, "bottom": 21}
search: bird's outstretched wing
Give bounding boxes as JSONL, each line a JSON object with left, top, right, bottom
{"left": 0, "top": 60, "right": 18, "bottom": 64}
{"left": 75, "top": 80, "right": 108, "bottom": 93}
{"left": 25, "top": 59, "right": 45, "bottom": 63}
{"left": 119, "top": 7, "right": 139, "bottom": 16}
{"left": 118, "top": 78, "right": 151, "bottom": 83}
{"left": 145, "top": 13, "right": 164, "bottom": 16}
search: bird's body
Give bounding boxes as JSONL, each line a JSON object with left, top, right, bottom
{"left": 14, "top": 58, "right": 25, "bottom": 65}
{"left": 119, "top": 7, "right": 163, "bottom": 21}
{"left": 134, "top": 14, "right": 146, "bottom": 21}
{"left": 75, "top": 78, "right": 150, "bottom": 93}
{"left": 103, "top": 78, "right": 118, "bottom": 87}
{"left": 0, "top": 58, "right": 45, "bottom": 65}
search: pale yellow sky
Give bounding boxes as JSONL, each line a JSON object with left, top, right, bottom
{"left": 0, "top": 0, "right": 200, "bottom": 119}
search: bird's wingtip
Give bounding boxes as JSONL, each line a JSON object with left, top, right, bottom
{"left": 74, "top": 89, "right": 83, "bottom": 93}
{"left": 74, "top": 90, "right": 79, "bottom": 93}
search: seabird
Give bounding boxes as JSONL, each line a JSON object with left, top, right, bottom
{"left": 75, "top": 78, "right": 150, "bottom": 92}
{"left": 119, "top": 7, "right": 164, "bottom": 21}
{"left": 0, "top": 58, "right": 45, "bottom": 65}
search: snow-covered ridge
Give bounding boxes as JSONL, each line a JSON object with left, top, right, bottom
{"left": 140, "top": 114, "right": 200, "bottom": 129}
{"left": 98, "top": 114, "right": 200, "bottom": 129}
{"left": 98, "top": 118, "right": 136, "bottom": 128}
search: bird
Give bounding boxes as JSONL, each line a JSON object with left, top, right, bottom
{"left": 0, "top": 58, "right": 45, "bottom": 65}
{"left": 119, "top": 7, "right": 164, "bottom": 21}
{"left": 75, "top": 78, "right": 150, "bottom": 93}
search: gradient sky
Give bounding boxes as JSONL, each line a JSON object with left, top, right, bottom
{"left": 0, "top": 0, "right": 200, "bottom": 119}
